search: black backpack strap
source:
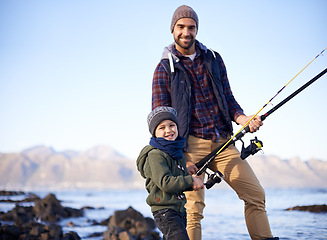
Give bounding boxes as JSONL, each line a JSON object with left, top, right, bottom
{"left": 160, "top": 55, "right": 175, "bottom": 86}
{"left": 209, "top": 48, "right": 217, "bottom": 59}
{"left": 160, "top": 59, "right": 171, "bottom": 77}
{"left": 204, "top": 48, "right": 222, "bottom": 84}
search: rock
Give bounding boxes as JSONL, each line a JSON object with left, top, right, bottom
{"left": 87, "top": 232, "right": 103, "bottom": 238}
{"left": 100, "top": 218, "right": 109, "bottom": 226}
{"left": 118, "top": 230, "right": 133, "bottom": 240}
{"left": 33, "top": 193, "right": 83, "bottom": 222}
{"left": 1, "top": 193, "right": 83, "bottom": 225}
{"left": 0, "top": 190, "right": 25, "bottom": 196}
{"left": 30, "top": 223, "right": 47, "bottom": 235}
{"left": 63, "top": 231, "right": 81, "bottom": 240}
{"left": 63, "top": 206, "right": 84, "bottom": 218}
{"left": 45, "top": 224, "right": 63, "bottom": 238}
{"left": 1, "top": 191, "right": 160, "bottom": 240}
{"left": 104, "top": 206, "right": 160, "bottom": 240}
{"left": 0, "top": 225, "right": 22, "bottom": 239}
{"left": 145, "top": 217, "right": 156, "bottom": 230}
{"left": 0, "top": 222, "right": 80, "bottom": 240}
{"left": 0, "top": 196, "right": 40, "bottom": 203}
{"left": 0, "top": 205, "right": 35, "bottom": 226}
{"left": 0, "top": 190, "right": 40, "bottom": 204}
{"left": 0, "top": 192, "right": 83, "bottom": 239}
{"left": 34, "top": 193, "right": 64, "bottom": 221}
{"left": 67, "top": 221, "right": 75, "bottom": 227}
{"left": 286, "top": 204, "right": 327, "bottom": 213}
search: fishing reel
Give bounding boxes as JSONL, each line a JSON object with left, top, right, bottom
{"left": 204, "top": 170, "right": 224, "bottom": 189}
{"left": 240, "top": 136, "right": 263, "bottom": 160}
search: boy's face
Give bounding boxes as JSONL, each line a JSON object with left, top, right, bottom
{"left": 155, "top": 120, "right": 178, "bottom": 141}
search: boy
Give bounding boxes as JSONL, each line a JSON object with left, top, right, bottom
{"left": 137, "top": 106, "right": 204, "bottom": 240}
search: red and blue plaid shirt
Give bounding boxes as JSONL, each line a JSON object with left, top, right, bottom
{"left": 152, "top": 45, "right": 244, "bottom": 142}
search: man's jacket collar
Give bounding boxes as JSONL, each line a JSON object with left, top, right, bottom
{"left": 161, "top": 40, "right": 209, "bottom": 62}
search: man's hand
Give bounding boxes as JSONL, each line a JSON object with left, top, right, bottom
{"left": 186, "top": 161, "right": 198, "bottom": 175}
{"left": 236, "top": 114, "right": 263, "bottom": 132}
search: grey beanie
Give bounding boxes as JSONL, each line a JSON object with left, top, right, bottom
{"left": 170, "top": 5, "right": 198, "bottom": 33}
{"left": 147, "top": 106, "right": 179, "bottom": 136}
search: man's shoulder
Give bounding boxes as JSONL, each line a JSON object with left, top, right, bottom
{"left": 195, "top": 41, "right": 222, "bottom": 60}
{"left": 203, "top": 47, "right": 222, "bottom": 61}
{"left": 158, "top": 59, "right": 170, "bottom": 72}
{"left": 154, "top": 60, "right": 170, "bottom": 76}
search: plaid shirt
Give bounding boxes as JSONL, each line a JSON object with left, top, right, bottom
{"left": 152, "top": 44, "right": 244, "bottom": 142}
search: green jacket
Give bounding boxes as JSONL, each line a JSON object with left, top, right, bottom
{"left": 136, "top": 145, "right": 193, "bottom": 213}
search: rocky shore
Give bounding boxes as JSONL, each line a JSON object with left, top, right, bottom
{"left": 0, "top": 190, "right": 160, "bottom": 240}
{"left": 1, "top": 190, "right": 326, "bottom": 239}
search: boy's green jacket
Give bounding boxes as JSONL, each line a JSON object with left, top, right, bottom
{"left": 136, "top": 145, "right": 193, "bottom": 213}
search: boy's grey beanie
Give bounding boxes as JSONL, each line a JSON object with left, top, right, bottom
{"left": 170, "top": 5, "right": 198, "bottom": 33}
{"left": 147, "top": 106, "right": 178, "bottom": 136}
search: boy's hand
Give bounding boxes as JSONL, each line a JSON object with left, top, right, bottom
{"left": 192, "top": 174, "right": 204, "bottom": 191}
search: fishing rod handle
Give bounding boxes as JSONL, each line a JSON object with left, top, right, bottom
{"left": 194, "top": 142, "right": 228, "bottom": 170}
{"left": 195, "top": 115, "right": 266, "bottom": 171}
{"left": 234, "top": 114, "right": 266, "bottom": 140}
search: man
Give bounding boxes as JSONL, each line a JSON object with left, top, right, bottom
{"left": 151, "top": 5, "right": 279, "bottom": 240}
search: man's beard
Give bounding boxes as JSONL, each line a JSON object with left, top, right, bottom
{"left": 175, "top": 36, "right": 195, "bottom": 51}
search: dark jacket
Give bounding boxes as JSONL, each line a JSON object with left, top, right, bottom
{"left": 160, "top": 41, "right": 240, "bottom": 147}
{"left": 136, "top": 145, "right": 193, "bottom": 213}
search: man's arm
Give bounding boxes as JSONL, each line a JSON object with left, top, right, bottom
{"left": 152, "top": 63, "right": 172, "bottom": 109}
{"left": 216, "top": 53, "right": 245, "bottom": 120}
{"left": 215, "top": 53, "right": 262, "bottom": 132}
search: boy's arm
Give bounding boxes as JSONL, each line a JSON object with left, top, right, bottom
{"left": 148, "top": 150, "right": 193, "bottom": 193}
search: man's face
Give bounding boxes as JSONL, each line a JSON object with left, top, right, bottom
{"left": 172, "top": 18, "right": 197, "bottom": 55}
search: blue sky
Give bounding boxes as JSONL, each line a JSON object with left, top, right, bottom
{"left": 1, "top": 0, "right": 326, "bottom": 161}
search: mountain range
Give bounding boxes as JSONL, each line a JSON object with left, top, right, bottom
{"left": 0, "top": 145, "right": 326, "bottom": 190}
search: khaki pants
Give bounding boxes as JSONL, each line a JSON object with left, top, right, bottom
{"left": 184, "top": 135, "right": 273, "bottom": 240}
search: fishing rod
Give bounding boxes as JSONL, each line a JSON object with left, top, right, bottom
{"left": 196, "top": 48, "right": 327, "bottom": 189}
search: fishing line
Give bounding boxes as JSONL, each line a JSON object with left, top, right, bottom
{"left": 230, "top": 47, "right": 326, "bottom": 146}
{"left": 196, "top": 47, "right": 327, "bottom": 176}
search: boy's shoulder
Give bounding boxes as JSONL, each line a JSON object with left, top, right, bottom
{"left": 148, "top": 147, "right": 168, "bottom": 158}
{"left": 139, "top": 145, "right": 167, "bottom": 158}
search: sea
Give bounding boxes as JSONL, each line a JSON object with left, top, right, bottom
{"left": 0, "top": 187, "right": 326, "bottom": 240}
